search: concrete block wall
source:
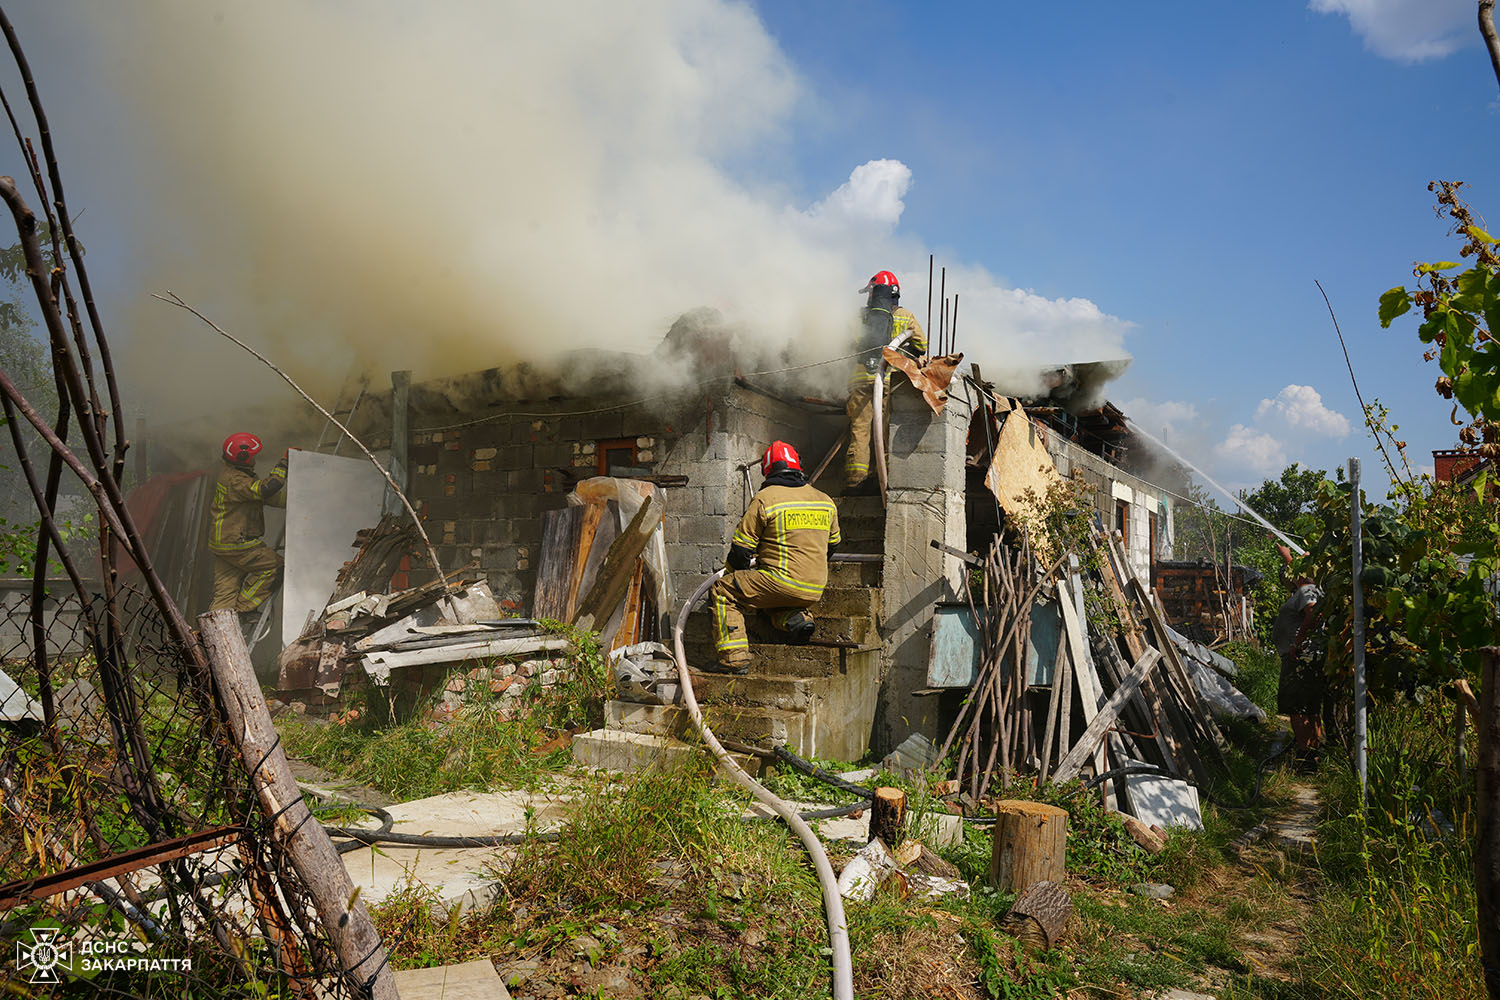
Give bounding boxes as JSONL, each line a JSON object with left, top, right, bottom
{"left": 874, "top": 380, "right": 974, "bottom": 756}
{"left": 403, "top": 381, "right": 839, "bottom": 621}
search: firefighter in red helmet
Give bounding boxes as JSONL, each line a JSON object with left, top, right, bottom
{"left": 209, "top": 432, "right": 290, "bottom": 632}
{"left": 706, "top": 441, "right": 841, "bottom": 674}
{"left": 845, "top": 270, "right": 926, "bottom": 493}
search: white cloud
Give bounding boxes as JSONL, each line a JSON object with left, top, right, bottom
{"left": 1215, "top": 424, "right": 1288, "bottom": 480}
{"left": 808, "top": 158, "right": 911, "bottom": 229}
{"left": 1254, "top": 384, "right": 1351, "bottom": 437}
{"left": 1309, "top": 0, "right": 1474, "bottom": 62}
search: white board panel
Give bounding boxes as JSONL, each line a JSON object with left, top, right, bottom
{"left": 282, "top": 451, "right": 388, "bottom": 647}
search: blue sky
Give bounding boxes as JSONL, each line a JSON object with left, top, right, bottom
{"left": 2, "top": 1, "right": 1495, "bottom": 500}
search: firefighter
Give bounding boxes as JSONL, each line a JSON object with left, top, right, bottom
{"left": 209, "top": 432, "right": 290, "bottom": 633}
{"left": 707, "top": 441, "right": 841, "bottom": 674}
{"left": 844, "top": 270, "right": 927, "bottom": 494}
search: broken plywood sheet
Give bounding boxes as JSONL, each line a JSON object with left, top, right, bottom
{"left": 984, "top": 405, "right": 1063, "bottom": 552}
{"left": 283, "top": 450, "right": 388, "bottom": 648}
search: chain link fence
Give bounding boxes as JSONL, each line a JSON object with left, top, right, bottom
{"left": 0, "top": 578, "right": 374, "bottom": 996}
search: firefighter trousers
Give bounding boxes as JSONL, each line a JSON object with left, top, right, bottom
{"left": 844, "top": 381, "right": 880, "bottom": 486}
{"left": 211, "top": 543, "right": 283, "bottom": 614}
{"left": 710, "top": 569, "right": 819, "bottom": 668}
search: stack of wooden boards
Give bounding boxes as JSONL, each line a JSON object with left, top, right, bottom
{"left": 532, "top": 477, "right": 668, "bottom": 655}
{"left": 940, "top": 526, "right": 1263, "bottom": 831}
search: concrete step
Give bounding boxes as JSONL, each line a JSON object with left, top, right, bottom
{"left": 814, "top": 586, "right": 881, "bottom": 620}
{"left": 572, "top": 728, "right": 761, "bottom": 775}
{"left": 605, "top": 699, "right": 809, "bottom": 750}
{"left": 827, "top": 559, "right": 881, "bottom": 588}
{"left": 837, "top": 513, "right": 885, "bottom": 543}
{"left": 689, "top": 671, "right": 812, "bottom": 712}
{"left": 683, "top": 623, "right": 877, "bottom": 673}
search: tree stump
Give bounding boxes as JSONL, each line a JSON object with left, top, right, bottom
{"left": 1000, "top": 879, "right": 1072, "bottom": 950}
{"left": 868, "top": 787, "right": 906, "bottom": 847}
{"left": 990, "top": 799, "right": 1067, "bottom": 893}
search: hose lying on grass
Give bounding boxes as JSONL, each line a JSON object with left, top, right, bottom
{"left": 674, "top": 568, "right": 855, "bottom": 1000}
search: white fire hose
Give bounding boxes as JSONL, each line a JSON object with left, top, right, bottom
{"left": 870, "top": 330, "right": 914, "bottom": 503}
{"left": 673, "top": 569, "right": 854, "bottom": 1000}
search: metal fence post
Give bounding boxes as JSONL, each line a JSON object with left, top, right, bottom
{"left": 1350, "top": 457, "right": 1367, "bottom": 804}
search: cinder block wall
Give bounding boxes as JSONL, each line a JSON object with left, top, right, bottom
{"left": 875, "top": 380, "right": 974, "bottom": 756}
{"left": 402, "top": 383, "right": 839, "bottom": 620}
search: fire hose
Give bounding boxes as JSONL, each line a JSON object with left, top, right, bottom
{"left": 674, "top": 568, "right": 854, "bottom": 1000}
{"left": 870, "top": 330, "right": 914, "bottom": 502}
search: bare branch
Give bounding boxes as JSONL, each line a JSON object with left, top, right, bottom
{"left": 1482, "top": 0, "right": 1500, "bottom": 95}
{"left": 152, "top": 291, "right": 445, "bottom": 579}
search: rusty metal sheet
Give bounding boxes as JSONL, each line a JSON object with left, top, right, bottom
{"left": 882, "top": 349, "right": 964, "bottom": 414}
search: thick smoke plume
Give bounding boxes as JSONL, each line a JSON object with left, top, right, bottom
{"left": 35, "top": 0, "right": 1132, "bottom": 426}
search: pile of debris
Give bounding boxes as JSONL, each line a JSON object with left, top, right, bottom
{"left": 276, "top": 516, "right": 568, "bottom": 711}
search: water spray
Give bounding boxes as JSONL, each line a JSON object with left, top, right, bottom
{"left": 1123, "top": 417, "right": 1306, "bottom": 557}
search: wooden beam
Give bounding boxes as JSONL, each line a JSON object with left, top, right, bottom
{"left": 1051, "top": 648, "right": 1161, "bottom": 784}
{"left": 199, "top": 610, "right": 397, "bottom": 1000}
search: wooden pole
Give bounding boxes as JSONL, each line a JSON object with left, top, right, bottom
{"left": 990, "top": 800, "right": 1067, "bottom": 894}
{"left": 868, "top": 787, "right": 907, "bottom": 847}
{"left": 199, "top": 610, "right": 398, "bottom": 1000}
{"left": 1476, "top": 646, "right": 1500, "bottom": 1000}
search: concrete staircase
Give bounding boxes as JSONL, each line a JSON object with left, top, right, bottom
{"left": 603, "top": 493, "right": 886, "bottom": 762}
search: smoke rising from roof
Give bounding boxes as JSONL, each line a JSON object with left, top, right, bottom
{"left": 43, "top": 0, "right": 1132, "bottom": 424}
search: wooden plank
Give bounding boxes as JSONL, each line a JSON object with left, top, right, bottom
{"left": 1051, "top": 648, "right": 1161, "bottom": 784}
{"left": 533, "top": 506, "right": 586, "bottom": 621}
{"left": 1036, "top": 634, "right": 1069, "bottom": 785}
{"left": 199, "top": 610, "right": 398, "bottom": 1000}
{"left": 604, "top": 560, "right": 645, "bottom": 653}
{"left": 573, "top": 501, "right": 620, "bottom": 618}
{"left": 566, "top": 500, "right": 608, "bottom": 619}
{"left": 574, "top": 494, "right": 665, "bottom": 632}
{"left": 1055, "top": 577, "right": 1106, "bottom": 778}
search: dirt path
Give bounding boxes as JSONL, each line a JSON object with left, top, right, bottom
{"left": 1224, "top": 778, "right": 1321, "bottom": 986}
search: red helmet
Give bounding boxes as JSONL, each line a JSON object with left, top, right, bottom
{"left": 223, "top": 432, "right": 263, "bottom": 466}
{"left": 761, "top": 440, "right": 802, "bottom": 474}
{"left": 859, "top": 270, "right": 899, "bottom": 296}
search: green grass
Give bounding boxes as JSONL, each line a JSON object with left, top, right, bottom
{"left": 1296, "top": 699, "right": 1483, "bottom": 1000}
{"left": 1220, "top": 640, "right": 1282, "bottom": 717}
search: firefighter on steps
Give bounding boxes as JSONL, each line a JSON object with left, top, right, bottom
{"left": 209, "top": 432, "right": 290, "bottom": 636}
{"left": 707, "top": 441, "right": 841, "bottom": 675}
{"left": 845, "top": 269, "right": 926, "bottom": 494}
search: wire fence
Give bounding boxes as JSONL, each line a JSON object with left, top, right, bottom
{"left": 0, "top": 580, "right": 372, "bottom": 996}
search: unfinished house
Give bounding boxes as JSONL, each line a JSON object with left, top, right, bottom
{"left": 134, "top": 316, "right": 1192, "bottom": 762}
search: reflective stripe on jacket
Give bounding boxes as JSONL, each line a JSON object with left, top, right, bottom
{"left": 209, "top": 461, "right": 287, "bottom": 552}
{"left": 729, "top": 484, "right": 841, "bottom": 598}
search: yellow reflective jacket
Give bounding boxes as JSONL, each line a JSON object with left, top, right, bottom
{"left": 209, "top": 460, "right": 287, "bottom": 552}
{"left": 730, "top": 484, "right": 842, "bottom": 598}
{"left": 850, "top": 306, "right": 927, "bottom": 388}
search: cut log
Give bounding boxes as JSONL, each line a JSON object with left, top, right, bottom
{"left": 868, "top": 787, "right": 907, "bottom": 847}
{"left": 1118, "top": 813, "right": 1166, "bottom": 854}
{"left": 1000, "top": 879, "right": 1072, "bottom": 950}
{"left": 837, "top": 837, "right": 896, "bottom": 902}
{"left": 990, "top": 800, "right": 1068, "bottom": 893}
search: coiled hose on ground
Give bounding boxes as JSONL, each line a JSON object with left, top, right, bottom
{"left": 674, "top": 568, "right": 855, "bottom": 1000}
